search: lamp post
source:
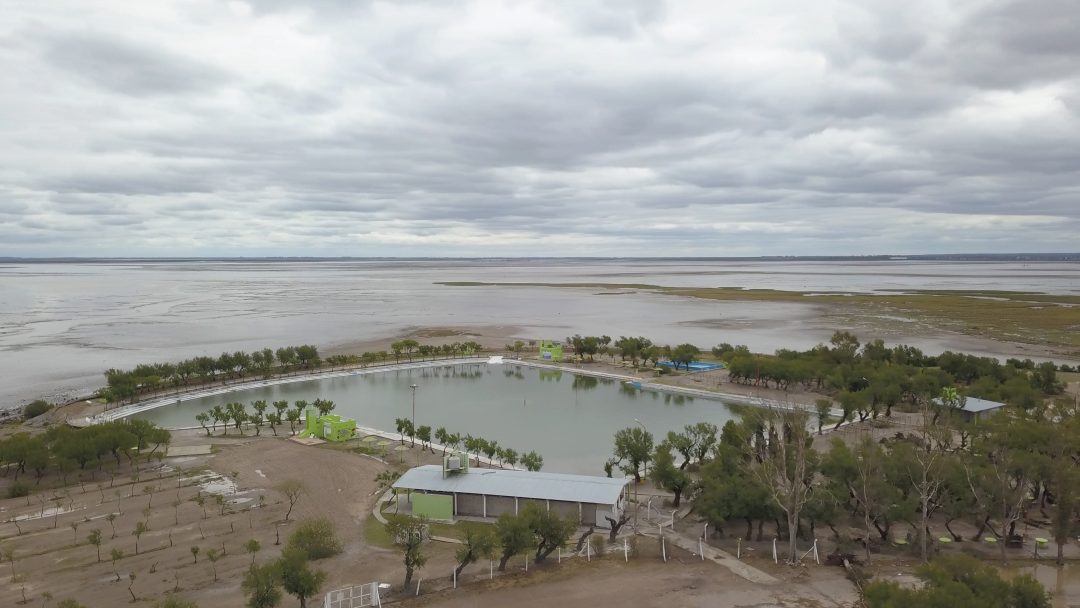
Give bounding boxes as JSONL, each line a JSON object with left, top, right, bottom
{"left": 410, "top": 384, "right": 419, "bottom": 466}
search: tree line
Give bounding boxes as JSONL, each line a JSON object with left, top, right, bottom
{"left": 98, "top": 340, "right": 485, "bottom": 406}
{"left": 609, "top": 389, "right": 1080, "bottom": 570}
{"left": 0, "top": 420, "right": 171, "bottom": 493}
{"left": 394, "top": 418, "right": 544, "bottom": 471}
{"left": 194, "top": 399, "right": 336, "bottom": 438}
{"left": 563, "top": 335, "right": 702, "bottom": 369}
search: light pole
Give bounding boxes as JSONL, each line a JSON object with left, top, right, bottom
{"left": 410, "top": 383, "right": 419, "bottom": 466}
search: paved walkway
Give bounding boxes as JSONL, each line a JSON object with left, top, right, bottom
{"left": 639, "top": 527, "right": 779, "bottom": 585}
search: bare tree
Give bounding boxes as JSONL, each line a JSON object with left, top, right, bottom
{"left": 744, "top": 407, "right": 814, "bottom": 564}
{"left": 277, "top": 480, "right": 307, "bottom": 522}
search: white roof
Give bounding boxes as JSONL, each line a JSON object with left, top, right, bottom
{"left": 933, "top": 396, "right": 1005, "bottom": 413}
{"left": 393, "top": 465, "right": 629, "bottom": 505}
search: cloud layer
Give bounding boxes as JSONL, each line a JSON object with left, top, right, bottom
{"left": 2, "top": 0, "right": 1078, "bottom": 256}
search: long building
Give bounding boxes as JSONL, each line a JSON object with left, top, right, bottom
{"left": 392, "top": 463, "right": 631, "bottom": 528}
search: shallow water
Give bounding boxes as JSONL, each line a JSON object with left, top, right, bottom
{"left": 132, "top": 362, "right": 738, "bottom": 475}
{"left": 2, "top": 259, "right": 1077, "bottom": 406}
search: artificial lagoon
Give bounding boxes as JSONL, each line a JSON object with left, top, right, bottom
{"left": 132, "top": 362, "right": 739, "bottom": 475}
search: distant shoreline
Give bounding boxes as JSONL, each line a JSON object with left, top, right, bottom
{"left": 2, "top": 253, "right": 1079, "bottom": 263}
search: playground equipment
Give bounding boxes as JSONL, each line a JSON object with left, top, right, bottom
{"left": 300, "top": 407, "right": 357, "bottom": 442}
{"left": 538, "top": 340, "right": 563, "bottom": 362}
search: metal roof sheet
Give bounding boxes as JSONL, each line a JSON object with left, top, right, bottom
{"left": 933, "top": 396, "right": 1006, "bottom": 413}
{"left": 393, "top": 465, "right": 630, "bottom": 505}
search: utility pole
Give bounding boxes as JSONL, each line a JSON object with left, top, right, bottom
{"left": 411, "top": 383, "right": 419, "bottom": 466}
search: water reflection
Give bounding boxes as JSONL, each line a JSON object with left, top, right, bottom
{"left": 133, "top": 363, "right": 739, "bottom": 474}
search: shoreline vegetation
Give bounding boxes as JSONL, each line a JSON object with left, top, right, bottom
{"left": 435, "top": 282, "right": 1080, "bottom": 350}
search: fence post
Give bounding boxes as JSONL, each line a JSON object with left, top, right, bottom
{"left": 558, "top": 547, "right": 561, "bottom": 563}
{"left": 772, "top": 537, "right": 778, "bottom": 564}
{"left": 453, "top": 568, "right": 457, "bottom": 589}
{"left": 415, "top": 578, "right": 422, "bottom": 597}
{"left": 624, "top": 538, "right": 628, "bottom": 562}
{"left": 813, "top": 538, "right": 820, "bottom": 565}
{"left": 489, "top": 560, "right": 493, "bottom": 579}
{"left": 737, "top": 537, "right": 741, "bottom": 559}
{"left": 587, "top": 538, "right": 591, "bottom": 562}
{"left": 662, "top": 537, "right": 667, "bottom": 563}
{"left": 699, "top": 537, "right": 704, "bottom": 560}
{"left": 524, "top": 555, "right": 528, "bottom": 572}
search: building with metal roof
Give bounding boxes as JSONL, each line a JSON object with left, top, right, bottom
{"left": 392, "top": 463, "right": 631, "bottom": 528}
{"left": 933, "top": 395, "right": 1006, "bottom": 423}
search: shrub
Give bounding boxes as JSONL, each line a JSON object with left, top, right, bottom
{"left": 286, "top": 518, "right": 342, "bottom": 560}
{"left": 23, "top": 400, "right": 53, "bottom": 420}
{"left": 8, "top": 481, "right": 31, "bottom": 499}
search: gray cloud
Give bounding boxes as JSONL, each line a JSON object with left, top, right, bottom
{"left": 0, "top": 0, "right": 1077, "bottom": 257}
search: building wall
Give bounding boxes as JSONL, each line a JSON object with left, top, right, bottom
{"left": 549, "top": 499, "right": 580, "bottom": 522}
{"left": 456, "top": 493, "right": 485, "bottom": 517}
{"left": 486, "top": 495, "right": 516, "bottom": 517}
{"left": 411, "top": 493, "right": 453, "bottom": 520}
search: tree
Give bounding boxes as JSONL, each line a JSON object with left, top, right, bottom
{"left": 494, "top": 513, "right": 532, "bottom": 571}
{"left": 277, "top": 480, "right": 307, "bottom": 522}
{"left": 743, "top": 408, "right": 815, "bottom": 564}
{"left": 814, "top": 399, "right": 831, "bottom": 435}
{"left": 133, "top": 521, "right": 149, "bottom": 555}
{"left": 651, "top": 443, "right": 691, "bottom": 507}
{"left": 278, "top": 547, "right": 326, "bottom": 608}
{"left": 523, "top": 504, "right": 575, "bottom": 562}
{"left": 245, "top": 539, "right": 261, "bottom": 566}
{"left": 520, "top": 451, "right": 544, "bottom": 472}
{"left": 206, "top": 548, "right": 221, "bottom": 582}
{"left": 612, "top": 427, "right": 654, "bottom": 482}
{"left": 109, "top": 548, "right": 124, "bottom": 582}
{"left": 195, "top": 413, "right": 211, "bottom": 437}
{"left": 287, "top": 518, "right": 342, "bottom": 560}
{"left": 242, "top": 562, "right": 282, "bottom": 608}
{"left": 434, "top": 427, "right": 450, "bottom": 455}
{"left": 190, "top": 546, "right": 199, "bottom": 564}
{"left": 455, "top": 527, "right": 495, "bottom": 577}
{"left": 385, "top": 515, "right": 427, "bottom": 589}
{"left": 87, "top": 529, "right": 103, "bottom": 562}
{"left": 864, "top": 554, "right": 1048, "bottom": 608}
{"left": 671, "top": 343, "right": 700, "bottom": 370}
{"left": 416, "top": 425, "right": 433, "bottom": 453}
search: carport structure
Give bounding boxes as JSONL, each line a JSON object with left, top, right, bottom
{"left": 393, "top": 465, "right": 631, "bottom": 528}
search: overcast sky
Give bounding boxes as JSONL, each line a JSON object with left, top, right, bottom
{"left": 1, "top": 0, "right": 1077, "bottom": 257}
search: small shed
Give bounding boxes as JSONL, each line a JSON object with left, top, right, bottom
{"left": 934, "top": 396, "right": 1006, "bottom": 423}
{"left": 393, "top": 464, "right": 630, "bottom": 527}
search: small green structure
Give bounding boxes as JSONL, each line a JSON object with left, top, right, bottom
{"left": 538, "top": 340, "right": 563, "bottom": 362}
{"left": 300, "top": 407, "right": 357, "bottom": 442}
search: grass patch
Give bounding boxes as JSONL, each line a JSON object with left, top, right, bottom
{"left": 436, "top": 282, "right": 1080, "bottom": 349}
{"left": 428, "top": 519, "right": 493, "bottom": 540}
{"left": 363, "top": 513, "right": 394, "bottom": 549}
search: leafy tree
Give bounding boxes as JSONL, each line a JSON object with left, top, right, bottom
{"left": 245, "top": 539, "right": 261, "bottom": 566}
{"left": 133, "top": 521, "right": 149, "bottom": 554}
{"left": 416, "top": 425, "right": 433, "bottom": 453}
{"left": 494, "top": 513, "right": 532, "bottom": 571}
{"left": 156, "top": 595, "right": 198, "bottom": 608}
{"left": 814, "top": 399, "right": 831, "bottom": 435}
{"left": 612, "top": 427, "right": 654, "bottom": 482}
{"left": 385, "top": 515, "right": 427, "bottom": 589}
{"left": 286, "top": 518, "right": 342, "bottom": 560}
{"left": 520, "top": 450, "right": 544, "bottom": 472}
{"left": 278, "top": 547, "right": 326, "bottom": 608}
{"left": 242, "top": 562, "right": 282, "bottom": 608}
{"left": 87, "top": 528, "right": 103, "bottom": 562}
{"left": 454, "top": 527, "right": 495, "bottom": 577}
{"left": 651, "top": 443, "right": 690, "bottom": 507}
{"left": 670, "top": 343, "right": 701, "bottom": 370}
{"left": 864, "top": 554, "right": 1048, "bottom": 608}
{"left": 523, "top": 504, "right": 575, "bottom": 562}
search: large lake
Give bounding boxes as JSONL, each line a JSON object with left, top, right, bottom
{"left": 131, "top": 362, "right": 736, "bottom": 475}
{"left": 3, "top": 258, "right": 1078, "bottom": 406}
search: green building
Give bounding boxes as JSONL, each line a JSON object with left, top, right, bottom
{"left": 300, "top": 407, "right": 357, "bottom": 443}
{"left": 538, "top": 340, "right": 563, "bottom": 362}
